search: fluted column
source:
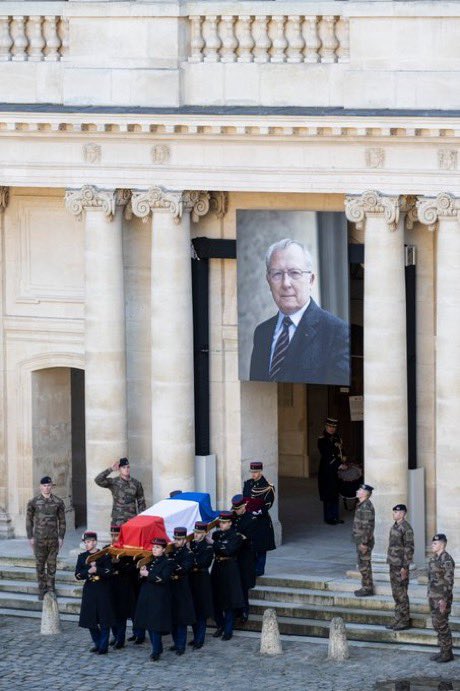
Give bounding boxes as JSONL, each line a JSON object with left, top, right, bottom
{"left": 130, "top": 187, "right": 211, "bottom": 502}
{"left": 417, "top": 193, "right": 460, "bottom": 563}
{"left": 345, "top": 191, "right": 412, "bottom": 559}
{"left": 65, "top": 185, "right": 130, "bottom": 537}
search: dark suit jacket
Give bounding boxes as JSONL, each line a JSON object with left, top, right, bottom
{"left": 249, "top": 299, "right": 350, "bottom": 385}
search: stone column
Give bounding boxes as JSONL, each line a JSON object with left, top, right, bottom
{"left": 0, "top": 187, "right": 13, "bottom": 537}
{"left": 65, "top": 185, "right": 130, "bottom": 537}
{"left": 345, "top": 191, "right": 412, "bottom": 559}
{"left": 417, "top": 193, "right": 460, "bottom": 563}
{"left": 130, "top": 188, "right": 210, "bottom": 502}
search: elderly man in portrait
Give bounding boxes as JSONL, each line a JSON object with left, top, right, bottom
{"left": 249, "top": 238, "right": 350, "bottom": 384}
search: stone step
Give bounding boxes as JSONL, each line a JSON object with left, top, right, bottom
{"left": 0, "top": 565, "right": 77, "bottom": 583}
{"left": 0, "top": 591, "right": 81, "bottom": 615}
{"left": 250, "top": 585, "right": 432, "bottom": 614}
{"left": 0, "top": 578, "right": 82, "bottom": 599}
{"left": 0, "top": 607, "right": 79, "bottom": 623}
{"left": 0, "top": 556, "right": 71, "bottom": 570}
{"left": 237, "top": 613, "right": 460, "bottom": 647}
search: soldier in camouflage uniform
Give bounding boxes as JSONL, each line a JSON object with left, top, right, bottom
{"left": 352, "top": 483, "right": 375, "bottom": 597}
{"left": 385, "top": 503, "right": 414, "bottom": 630}
{"left": 427, "top": 533, "right": 455, "bottom": 663}
{"left": 26, "top": 475, "right": 66, "bottom": 600}
{"left": 95, "top": 457, "right": 146, "bottom": 527}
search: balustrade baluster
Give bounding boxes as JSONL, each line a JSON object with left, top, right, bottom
{"left": 302, "top": 16, "right": 320, "bottom": 64}
{"left": 319, "top": 15, "right": 338, "bottom": 63}
{"left": 270, "top": 16, "right": 287, "bottom": 63}
{"left": 11, "top": 16, "right": 28, "bottom": 62}
{"left": 335, "top": 17, "right": 350, "bottom": 63}
{"left": 189, "top": 16, "right": 204, "bottom": 63}
{"left": 220, "top": 16, "right": 237, "bottom": 63}
{"left": 44, "top": 16, "right": 61, "bottom": 61}
{"left": 253, "top": 16, "right": 270, "bottom": 64}
{"left": 236, "top": 16, "right": 254, "bottom": 63}
{"left": 203, "top": 15, "right": 221, "bottom": 63}
{"left": 28, "top": 16, "right": 45, "bottom": 61}
{"left": 286, "top": 15, "right": 304, "bottom": 64}
{"left": 0, "top": 17, "right": 12, "bottom": 61}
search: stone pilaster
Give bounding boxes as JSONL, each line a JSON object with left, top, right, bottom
{"left": 65, "top": 185, "right": 130, "bottom": 539}
{"left": 0, "top": 188, "right": 13, "bottom": 537}
{"left": 130, "top": 187, "right": 213, "bottom": 501}
{"left": 345, "top": 190, "right": 412, "bottom": 560}
{"left": 417, "top": 193, "right": 460, "bottom": 563}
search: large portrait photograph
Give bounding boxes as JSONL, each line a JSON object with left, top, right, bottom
{"left": 237, "top": 210, "right": 350, "bottom": 385}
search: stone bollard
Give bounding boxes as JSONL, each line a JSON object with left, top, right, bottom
{"left": 328, "top": 617, "right": 349, "bottom": 661}
{"left": 41, "top": 592, "right": 62, "bottom": 635}
{"left": 260, "top": 608, "right": 283, "bottom": 655}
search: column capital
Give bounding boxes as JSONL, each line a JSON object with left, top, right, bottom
{"left": 64, "top": 185, "right": 131, "bottom": 221}
{"left": 344, "top": 190, "right": 415, "bottom": 232}
{"left": 130, "top": 187, "right": 228, "bottom": 224}
{"left": 0, "top": 186, "right": 9, "bottom": 211}
{"left": 416, "top": 192, "right": 460, "bottom": 232}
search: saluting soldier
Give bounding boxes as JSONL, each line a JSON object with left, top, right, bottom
{"left": 134, "top": 537, "right": 175, "bottom": 662}
{"left": 189, "top": 521, "right": 214, "bottom": 649}
{"left": 428, "top": 533, "right": 455, "bottom": 663}
{"left": 385, "top": 504, "right": 414, "bottom": 630}
{"left": 106, "top": 525, "right": 137, "bottom": 649}
{"left": 94, "top": 457, "right": 146, "bottom": 528}
{"left": 232, "top": 494, "right": 257, "bottom": 623}
{"left": 211, "top": 511, "right": 245, "bottom": 641}
{"left": 352, "top": 483, "right": 375, "bottom": 597}
{"left": 169, "top": 526, "right": 196, "bottom": 655}
{"left": 26, "top": 475, "right": 66, "bottom": 600}
{"left": 75, "top": 531, "right": 116, "bottom": 655}
{"left": 242, "top": 461, "right": 276, "bottom": 576}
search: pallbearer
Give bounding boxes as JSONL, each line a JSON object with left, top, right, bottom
{"left": 428, "top": 534, "right": 455, "bottom": 663}
{"left": 242, "top": 461, "right": 276, "bottom": 576}
{"left": 169, "top": 526, "right": 196, "bottom": 655}
{"left": 107, "top": 525, "right": 137, "bottom": 648}
{"left": 211, "top": 511, "right": 245, "bottom": 641}
{"left": 75, "top": 531, "right": 115, "bottom": 655}
{"left": 134, "top": 537, "right": 174, "bottom": 662}
{"left": 189, "top": 521, "right": 214, "bottom": 649}
{"left": 232, "top": 494, "right": 257, "bottom": 623}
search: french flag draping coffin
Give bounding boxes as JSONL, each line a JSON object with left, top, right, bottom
{"left": 116, "top": 492, "right": 219, "bottom": 550}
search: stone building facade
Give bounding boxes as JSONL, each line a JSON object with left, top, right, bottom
{"left": 0, "top": 1, "right": 459, "bottom": 566}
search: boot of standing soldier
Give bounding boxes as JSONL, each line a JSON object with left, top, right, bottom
{"left": 352, "top": 484, "right": 375, "bottom": 597}
{"left": 428, "top": 533, "right": 455, "bottom": 663}
{"left": 385, "top": 504, "right": 414, "bottom": 631}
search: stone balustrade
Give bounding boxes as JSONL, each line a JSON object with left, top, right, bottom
{"left": 0, "top": 15, "right": 68, "bottom": 62}
{"left": 189, "top": 15, "right": 349, "bottom": 64}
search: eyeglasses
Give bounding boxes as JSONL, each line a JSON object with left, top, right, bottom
{"left": 267, "top": 269, "right": 312, "bottom": 282}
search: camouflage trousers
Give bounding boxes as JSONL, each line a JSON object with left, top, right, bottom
{"left": 429, "top": 598, "right": 453, "bottom": 654}
{"left": 357, "top": 546, "right": 374, "bottom": 592}
{"left": 389, "top": 565, "right": 410, "bottom": 625}
{"left": 34, "top": 538, "right": 59, "bottom": 595}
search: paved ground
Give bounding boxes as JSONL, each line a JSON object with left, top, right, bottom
{"left": 0, "top": 616, "right": 458, "bottom": 691}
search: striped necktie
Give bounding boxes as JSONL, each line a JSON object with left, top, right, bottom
{"left": 269, "top": 316, "right": 293, "bottom": 380}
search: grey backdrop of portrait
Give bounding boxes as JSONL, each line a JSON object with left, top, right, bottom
{"left": 237, "top": 210, "right": 349, "bottom": 381}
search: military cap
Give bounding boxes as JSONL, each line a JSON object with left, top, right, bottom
{"left": 194, "top": 521, "right": 207, "bottom": 533}
{"left": 119, "top": 457, "right": 129, "bottom": 467}
{"left": 169, "top": 490, "right": 182, "bottom": 498}
{"left": 432, "top": 533, "right": 447, "bottom": 543}
{"left": 231, "top": 494, "right": 245, "bottom": 509}
{"left": 40, "top": 476, "right": 52, "bottom": 485}
{"left": 173, "top": 526, "right": 187, "bottom": 538}
{"left": 392, "top": 504, "right": 407, "bottom": 512}
{"left": 83, "top": 531, "right": 97, "bottom": 541}
{"left": 110, "top": 525, "right": 121, "bottom": 533}
{"left": 250, "top": 461, "right": 263, "bottom": 471}
{"left": 360, "top": 483, "right": 374, "bottom": 493}
{"left": 326, "top": 417, "right": 338, "bottom": 426}
{"left": 151, "top": 537, "right": 167, "bottom": 547}
{"left": 219, "top": 511, "right": 233, "bottom": 522}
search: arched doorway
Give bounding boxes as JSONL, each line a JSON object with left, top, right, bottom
{"left": 31, "top": 367, "right": 86, "bottom": 528}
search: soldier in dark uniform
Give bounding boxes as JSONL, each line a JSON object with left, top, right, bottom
{"left": 189, "top": 521, "right": 214, "bottom": 649}
{"left": 94, "top": 457, "right": 146, "bottom": 529}
{"left": 211, "top": 511, "right": 245, "bottom": 641}
{"left": 134, "top": 537, "right": 175, "bottom": 662}
{"left": 428, "top": 533, "right": 455, "bottom": 663}
{"left": 352, "top": 483, "right": 375, "bottom": 597}
{"left": 232, "top": 494, "right": 257, "bottom": 623}
{"left": 75, "top": 531, "right": 115, "bottom": 654}
{"left": 242, "top": 461, "right": 276, "bottom": 576}
{"left": 169, "top": 526, "right": 196, "bottom": 655}
{"left": 106, "top": 525, "right": 137, "bottom": 649}
{"left": 26, "top": 475, "right": 66, "bottom": 600}
{"left": 385, "top": 504, "right": 414, "bottom": 631}
{"left": 317, "top": 417, "right": 346, "bottom": 525}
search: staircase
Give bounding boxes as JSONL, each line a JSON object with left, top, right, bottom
{"left": 1, "top": 556, "right": 459, "bottom": 649}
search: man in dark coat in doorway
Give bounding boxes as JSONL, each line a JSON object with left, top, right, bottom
{"left": 317, "top": 417, "right": 346, "bottom": 525}
{"left": 242, "top": 461, "right": 276, "bottom": 576}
